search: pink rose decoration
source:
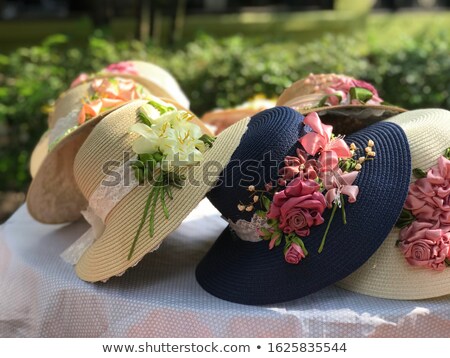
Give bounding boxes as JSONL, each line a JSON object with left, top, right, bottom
{"left": 299, "top": 112, "right": 352, "bottom": 171}
{"left": 399, "top": 221, "right": 450, "bottom": 271}
{"left": 284, "top": 243, "right": 306, "bottom": 264}
{"left": 404, "top": 156, "right": 450, "bottom": 231}
{"left": 70, "top": 72, "right": 89, "bottom": 88}
{"left": 267, "top": 177, "right": 326, "bottom": 237}
{"left": 105, "top": 61, "right": 139, "bottom": 75}
{"left": 278, "top": 148, "right": 319, "bottom": 182}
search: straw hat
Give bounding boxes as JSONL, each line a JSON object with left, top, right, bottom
{"left": 30, "top": 61, "right": 189, "bottom": 178}
{"left": 68, "top": 60, "right": 189, "bottom": 111}
{"left": 27, "top": 75, "right": 186, "bottom": 224}
{"left": 195, "top": 107, "right": 412, "bottom": 305}
{"left": 277, "top": 73, "right": 406, "bottom": 134}
{"left": 201, "top": 96, "right": 276, "bottom": 134}
{"left": 69, "top": 99, "right": 248, "bottom": 282}
{"left": 338, "top": 108, "right": 450, "bottom": 300}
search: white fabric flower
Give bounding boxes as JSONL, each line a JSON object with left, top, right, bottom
{"left": 131, "top": 105, "right": 207, "bottom": 171}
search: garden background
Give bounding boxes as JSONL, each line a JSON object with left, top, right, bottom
{"left": 0, "top": 0, "right": 449, "bottom": 221}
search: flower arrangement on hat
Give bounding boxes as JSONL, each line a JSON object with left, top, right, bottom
{"left": 128, "top": 100, "right": 215, "bottom": 259}
{"left": 70, "top": 61, "right": 139, "bottom": 88}
{"left": 48, "top": 77, "right": 146, "bottom": 151}
{"left": 313, "top": 73, "right": 384, "bottom": 108}
{"left": 395, "top": 147, "right": 450, "bottom": 271}
{"left": 239, "top": 112, "right": 376, "bottom": 264}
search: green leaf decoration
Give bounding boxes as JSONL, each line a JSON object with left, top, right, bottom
{"left": 138, "top": 111, "right": 152, "bottom": 126}
{"left": 255, "top": 210, "right": 266, "bottom": 218}
{"left": 147, "top": 100, "right": 174, "bottom": 115}
{"left": 199, "top": 134, "right": 216, "bottom": 148}
{"left": 260, "top": 195, "right": 271, "bottom": 211}
{"left": 412, "top": 168, "right": 427, "bottom": 179}
{"left": 318, "top": 92, "right": 343, "bottom": 107}
{"left": 349, "top": 87, "right": 373, "bottom": 103}
{"left": 445, "top": 258, "right": 450, "bottom": 267}
{"left": 259, "top": 227, "right": 271, "bottom": 238}
{"left": 444, "top": 147, "right": 450, "bottom": 160}
{"left": 395, "top": 208, "right": 416, "bottom": 229}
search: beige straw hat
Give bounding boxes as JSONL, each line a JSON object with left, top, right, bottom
{"left": 27, "top": 74, "right": 188, "bottom": 224}
{"left": 201, "top": 96, "right": 276, "bottom": 134}
{"left": 69, "top": 99, "right": 249, "bottom": 282}
{"left": 277, "top": 73, "right": 406, "bottom": 134}
{"left": 30, "top": 61, "right": 189, "bottom": 178}
{"left": 68, "top": 60, "right": 189, "bottom": 112}
{"left": 338, "top": 108, "right": 450, "bottom": 299}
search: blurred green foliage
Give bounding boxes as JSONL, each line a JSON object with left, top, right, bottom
{"left": 0, "top": 31, "right": 449, "bottom": 192}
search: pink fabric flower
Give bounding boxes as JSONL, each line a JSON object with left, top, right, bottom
{"left": 278, "top": 148, "right": 320, "bottom": 182}
{"left": 70, "top": 73, "right": 89, "bottom": 88}
{"left": 78, "top": 78, "right": 144, "bottom": 124}
{"left": 322, "top": 169, "right": 359, "bottom": 208}
{"left": 284, "top": 243, "right": 306, "bottom": 264}
{"left": 323, "top": 76, "right": 383, "bottom": 106}
{"left": 267, "top": 178, "right": 326, "bottom": 237}
{"left": 399, "top": 221, "right": 450, "bottom": 271}
{"left": 299, "top": 112, "right": 352, "bottom": 171}
{"left": 404, "top": 156, "right": 450, "bottom": 231}
{"left": 105, "top": 61, "right": 139, "bottom": 75}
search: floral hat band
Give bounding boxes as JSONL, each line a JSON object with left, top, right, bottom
{"left": 47, "top": 77, "right": 149, "bottom": 151}
{"left": 69, "top": 60, "right": 190, "bottom": 109}
{"left": 196, "top": 106, "right": 411, "bottom": 305}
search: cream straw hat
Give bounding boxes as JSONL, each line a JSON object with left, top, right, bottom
{"left": 338, "top": 108, "right": 450, "bottom": 299}
{"left": 30, "top": 61, "right": 189, "bottom": 178}
{"left": 66, "top": 99, "right": 248, "bottom": 282}
{"left": 277, "top": 73, "right": 406, "bottom": 134}
{"left": 27, "top": 71, "right": 188, "bottom": 224}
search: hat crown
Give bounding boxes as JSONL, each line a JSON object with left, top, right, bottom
{"left": 207, "top": 106, "right": 305, "bottom": 222}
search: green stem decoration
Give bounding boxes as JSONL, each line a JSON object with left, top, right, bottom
{"left": 128, "top": 186, "right": 154, "bottom": 260}
{"left": 318, "top": 202, "right": 338, "bottom": 253}
{"left": 129, "top": 172, "right": 171, "bottom": 260}
{"left": 340, "top": 194, "right": 347, "bottom": 225}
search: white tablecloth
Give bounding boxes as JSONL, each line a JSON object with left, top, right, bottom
{"left": 1, "top": 200, "right": 449, "bottom": 338}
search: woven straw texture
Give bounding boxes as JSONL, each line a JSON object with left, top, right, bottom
{"left": 338, "top": 108, "right": 450, "bottom": 300}
{"left": 95, "top": 61, "right": 189, "bottom": 109}
{"left": 73, "top": 100, "right": 249, "bottom": 282}
{"left": 196, "top": 107, "right": 411, "bottom": 305}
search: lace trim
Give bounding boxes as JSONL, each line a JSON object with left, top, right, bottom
{"left": 61, "top": 158, "right": 139, "bottom": 265}
{"left": 228, "top": 214, "right": 269, "bottom": 242}
{"left": 48, "top": 109, "right": 80, "bottom": 149}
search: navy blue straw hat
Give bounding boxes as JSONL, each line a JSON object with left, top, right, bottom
{"left": 196, "top": 106, "right": 411, "bottom": 305}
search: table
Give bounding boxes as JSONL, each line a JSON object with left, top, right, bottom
{"left": 1, "top": 200, "right": 449, "bottom": 337}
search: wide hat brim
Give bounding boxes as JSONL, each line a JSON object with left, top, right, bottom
{"left": 338, "top": 108, "right": 450, "bottom": 300}
{"left": 26, "top": 109, "right": 115, "bottom": 224}
{"left": 73, "top": 100, "right": 249, "bottom": 282}
{"left": 27, "top": 79, "right": 192, "bottom": 224}
{"left": 29, "top": 130, "right": 49, "bottom": 178}
{"left": 196, "top": 117, "right": 411, "bottom": 305}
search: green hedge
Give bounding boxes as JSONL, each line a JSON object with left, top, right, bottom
{"left": 0, "top": 32, "right": 449, "bottom": 192}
